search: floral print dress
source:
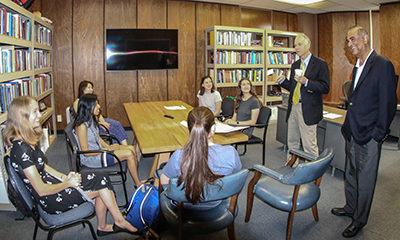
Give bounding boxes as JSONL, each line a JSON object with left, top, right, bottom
{"left": 10, "top": 140, "right": 113, "bottom": 214}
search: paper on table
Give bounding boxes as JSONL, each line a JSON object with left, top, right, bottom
{"left": 164, "top": 105, "right": 186, "bottom": 110}
{"left": 323, "top": 113, "right": 342, "bottom": 119}
{"left": 180, "top": 121, "right": 249, "bottom": 133}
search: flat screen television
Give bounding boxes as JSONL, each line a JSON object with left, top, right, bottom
{"left": 106, "top": 29, "right": 178, "bottom": 70}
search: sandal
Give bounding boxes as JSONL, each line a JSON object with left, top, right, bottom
{"left": 113, "top": 223, "right": 141, "bottom": 235}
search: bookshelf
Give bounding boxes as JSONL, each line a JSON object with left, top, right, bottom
{"left": 205, "top": 26, "right": 265, "bottom": 101}
{"left": 0, "top": 0, "right": 55, "bottom": 210}
{"left": 265, "top": 30, "right": 299, "bottom": 104}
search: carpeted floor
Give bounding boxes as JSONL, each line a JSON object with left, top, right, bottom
{"left": 0, "top": 121, "right": 399, "bottom": 240}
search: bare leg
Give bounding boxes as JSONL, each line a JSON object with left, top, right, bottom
{"left": 121, "top": 140, "right": 128, "bottom": 145}
{"left": 114, "top": 148, "right": 141, "bottom": 186}
{"left": 92, "top": 192, "right": 113, "bottom": 232}
{"left": 89, "top": 189, "right": 138, "bottom": 233}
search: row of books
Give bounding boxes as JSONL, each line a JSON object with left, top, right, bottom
{"left": 0, "top": 74, "right": 52, "bottom": 113}
{"left": 266, "top": 68, "right": 291, "bottom": 82}
{"left": 0, "top": 45, "right": 31, "bottom": 73}
{"left": 35, "top": 24, "right": 51, "bottom": 46}
{"left": 209, "top": 51, "right": 263, "bottom": 65}
{"left": 267, "top": 52, "right": 298, "bottom": 65}
{"left": 33, "top": 50, "right": 51, "bottom": 69}
{"left": 209, "top": 31, "right": 262, "bottom": 47}
{"left": 210, "top": 69, "right": 263, "bottom": 84}
{"left": 0, "top": 6, "right": 31, "bottom": 40}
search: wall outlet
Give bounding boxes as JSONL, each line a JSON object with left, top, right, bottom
{"left": 57, "top": 114, "right": 62, "bottom": 123}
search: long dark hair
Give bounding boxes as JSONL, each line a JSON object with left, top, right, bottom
{"left": 179, "top": 107, "right": 219, "bottom": 203}
{"left": 73, "top": 94, "right": 98, "bottom": 128}
{"left": 78, "top": 81, "right": 94, "bottom": 98}
{"left": 235, "top": 78, "right": 259, "bottom": 112}
{"left": 199, "top": 76, "right": 215, "bottom": 96}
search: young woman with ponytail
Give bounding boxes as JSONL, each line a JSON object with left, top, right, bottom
{"left": 160, "top": 107, "right": 242, "bottom": 206}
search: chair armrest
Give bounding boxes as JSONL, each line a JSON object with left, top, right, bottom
{"left": 99, "top": 133, "right": 121, "bottom": 145}
{"left": 76, "top": 149, "right": 113, "bottom": 155}
{"left": 289, "top": 148, "right": 318, "bottom": 161}
{"left": 253, "top": 164, "right": 284, "bottom": 181}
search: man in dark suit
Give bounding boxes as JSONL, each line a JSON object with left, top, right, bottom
{"left": 277, "top": 33, "right": 330, "bottom": 158}
{"left": 331, "top": 26, "right": 398, "bottom": 238}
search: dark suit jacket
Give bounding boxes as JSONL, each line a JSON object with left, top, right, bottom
{"left": 280, "top": 55, "right": 330, "bottom": 125}
{"left": 342, "top": 50, "right": 398, "bottom": 145}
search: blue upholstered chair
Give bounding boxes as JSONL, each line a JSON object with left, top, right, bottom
{"left": 160, "top": 169, "right": 249, "bottom": 240}
{"left": 4, "top": 156, "right": 97, "bottom": 240}
{"left": 245, "top": 148, "right": 334, "bottom": 240}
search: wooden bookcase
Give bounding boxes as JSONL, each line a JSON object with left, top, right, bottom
{"left": 205, "top": 26, "right": 300, "bottom": 105}
{"left": 0, "top": 0, "right": 55, "bottom": 210}
{"left": 265, "top": 30, "right": 299, "bottom": 104}
{"left": 205, "top": 26, "right": 265, "bottom": 101}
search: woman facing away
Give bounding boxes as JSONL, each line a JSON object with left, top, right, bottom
{"left": 72, "top": 80, "right": 129, "bottom": 145}
{"left": 224, "top": 78, "right": 261, "bottom": 137}
{"left": 160, "top": 107, "right": 242, "bottom": 206}
{"left": 73, "top": 93, "right": 141, "bottom": 187}
{"left": 5, "top": 96, "right": 138, "bottom": 236}
{"left": 197, "top": 76, "right": 222, "bottom": 117}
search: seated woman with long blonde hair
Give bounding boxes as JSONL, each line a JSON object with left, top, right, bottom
{"left": 5, "top": 96, "right": 138, "bottom": 236}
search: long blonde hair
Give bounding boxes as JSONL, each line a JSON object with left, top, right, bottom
{"left": 4, "top": 96, "right": 43, "bottom": 146}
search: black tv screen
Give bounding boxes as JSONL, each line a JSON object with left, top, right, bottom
{"left": 106, "top": 29, "right": 178, "bottom": 70}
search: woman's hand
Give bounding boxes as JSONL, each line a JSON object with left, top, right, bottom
{"left": 67, "top": 172, "right": 81, "bottom": 188}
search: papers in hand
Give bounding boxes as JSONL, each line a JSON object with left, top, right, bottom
{"left": 180, "top": 121, "right": 249, "bottom": 133}
{"left": 323, "top": 112, "right": 342, "bottom": 119}
{"left": 164, "top": 105, "right": 186, "bottom": 110}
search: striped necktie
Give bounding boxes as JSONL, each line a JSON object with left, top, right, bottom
{"left": 292, "top": 61, "right": 305, "bottom": 105}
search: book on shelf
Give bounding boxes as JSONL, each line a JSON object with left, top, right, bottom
{"left": 0, "top": 5, "right": 31, "bottom": 40}
{"left": 35, "top": 24, "right": 51, "bottom": 46}
{"left": 33, "top": 49, "right": 51, "bottom": 69}
{"left": 0, "top": 45, "right": 14, "bottom": 73}
{"left": 212, "top": 69, "right": 263, "bottom": 84}
{"left": 213, "top": 51, "right": 262, "bottom": 65}
{"left": 267, "top": 52, "right": 298, "bottom": 65}
{"left": 215, "top": 31, "right": 262, "bottom": 47}
{"left": 0, "top": 73, "right": 52, "bottom": 113}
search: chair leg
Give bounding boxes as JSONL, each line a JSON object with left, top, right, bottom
{"left": 286, "top": 185, "right": 300, "bottom": 240}
{"left": 245, "top": 171, "right": 262, "bottom": 222}
{"left": 312, "top": 204, "right": 319, "bottom": 222}
{"left": 47, "top": 230, "right": 54, "bottom": 240}
{"left": 122, "top": 175, "right": 129, "bottom": 207}
{"left": 227, "top": 222, "right": 236, "bottom": 240}
{"left": 243, "top": 144, "right": 247, "bottom": 155}
{"left": 262, "top": 142, "right": 266, "bottom": 165}
{"left": 33, "top": 223, "right": 39, "bottom": 240}
{"left": 84, "top": 220, "right": 98, "bottom": 240}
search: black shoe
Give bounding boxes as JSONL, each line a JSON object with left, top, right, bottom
{"left": 342, "top": 222, "right": 363, "bottom": 238}
{"left": 331, "top": 207, "right": 353, "bottom": 217}
{"left": 113, "top": 224, "right": 141, "bottom": 235}
{"left": 96, "top": 229, "right": 115, "bottom": 237}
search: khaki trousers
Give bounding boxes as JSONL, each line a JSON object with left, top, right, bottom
{"left": 287, "top": 103, "right": 319, "bottom": 156}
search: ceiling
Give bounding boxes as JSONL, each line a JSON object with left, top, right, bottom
{"left": 191, "top": 0, "right": 399, "bottom": 14}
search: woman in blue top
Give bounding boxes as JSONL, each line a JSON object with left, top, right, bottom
{"left": 73, "top": 94, "right": 141, "bottom": 187}
{"left": 160, "top": 106, "right": 242, "bottom": 204}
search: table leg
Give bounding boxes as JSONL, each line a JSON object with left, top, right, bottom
{"left": 149, "top": 152, "right": 171, "bottom": 178}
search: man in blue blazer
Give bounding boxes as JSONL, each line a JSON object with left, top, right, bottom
{"left": 331, "top": 26, "right": 398, "bottom": 238}
{"left": 277, "top": 33, "right": 330, "bottom": 158}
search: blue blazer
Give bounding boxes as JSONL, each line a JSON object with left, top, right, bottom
{"left": 280, "top": 55, "right": 330, "bottom": 125}
{"left": 341, "top": 50, "right": 398, "bottom": 145}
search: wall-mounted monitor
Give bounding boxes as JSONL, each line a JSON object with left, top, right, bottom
{"left": 106, "top": 29, "right": 178, "bottom": 70}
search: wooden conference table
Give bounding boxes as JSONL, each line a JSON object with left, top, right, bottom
{"left": 124, "top": 100, "right": 248, "bottom": 176}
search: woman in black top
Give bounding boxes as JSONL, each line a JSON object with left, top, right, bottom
{"left": 4, "top": 96, "right": 138, "bottom": 236}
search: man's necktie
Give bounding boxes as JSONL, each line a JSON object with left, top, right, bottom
{"left": 292, "top": 61, "right": 305, "bottom": 105}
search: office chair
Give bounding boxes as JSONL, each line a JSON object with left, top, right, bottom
{"left": 236, "top": 106, "right": 272, "bottom": 165}
{"left": 4, "top": 156, "right": 97, "bottom": 240}
{"left": 64, "top": 121, "right": 129, "bottom": 207}
{"left": 338, "top": 81, "right": 352, "bottom": 109}
{"left": 160, "top": 169, "right": 249, "bottom": 240}
{"left": 220, "top": 97, "right": 235, "bottom": 119}
{"left": 245, "top": 148, "right": 334, "bottom": 240}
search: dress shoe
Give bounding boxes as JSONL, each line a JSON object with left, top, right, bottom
{"left": 342, "top": 222, "right": 363, "bottom": 238}
{"left": 331, "top": 207, "right": 353, "bottom": 217}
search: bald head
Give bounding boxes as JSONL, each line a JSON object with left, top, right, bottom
{"left": 294, "top": 33, "right": 311, "bottom": 59}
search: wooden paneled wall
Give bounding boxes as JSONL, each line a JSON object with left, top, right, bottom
{"left": 380, "top": 2, "right": 400, "bottom": 101}
{"left": 35, "top": 0, "right": 298, "bottom": 129}
{"left": 317, "top": 11, "right": 381, "bottom": 104}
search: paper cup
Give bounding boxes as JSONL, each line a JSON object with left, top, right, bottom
{"left": 295, "top": 69, "right": 303, "bottom": 77}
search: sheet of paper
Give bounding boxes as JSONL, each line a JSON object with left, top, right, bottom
{"left": 180, "top": 121, "right": 248, "bottom": 133}
{"left": 164, "top": 105, "right": 186, "bottom": 110}
{"left": 323, "top": 113, "right": 342, "bottom": 119}
{"left": 266, "top": 69, "right": 275, "bottom": 76}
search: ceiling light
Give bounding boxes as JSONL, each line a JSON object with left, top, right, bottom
{"left": 274, "top": 0, "right": 324, "bottom": 5}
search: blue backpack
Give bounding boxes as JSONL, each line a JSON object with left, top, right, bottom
{"left": 125, "top": 183, "right": 160, "bottom": 232}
